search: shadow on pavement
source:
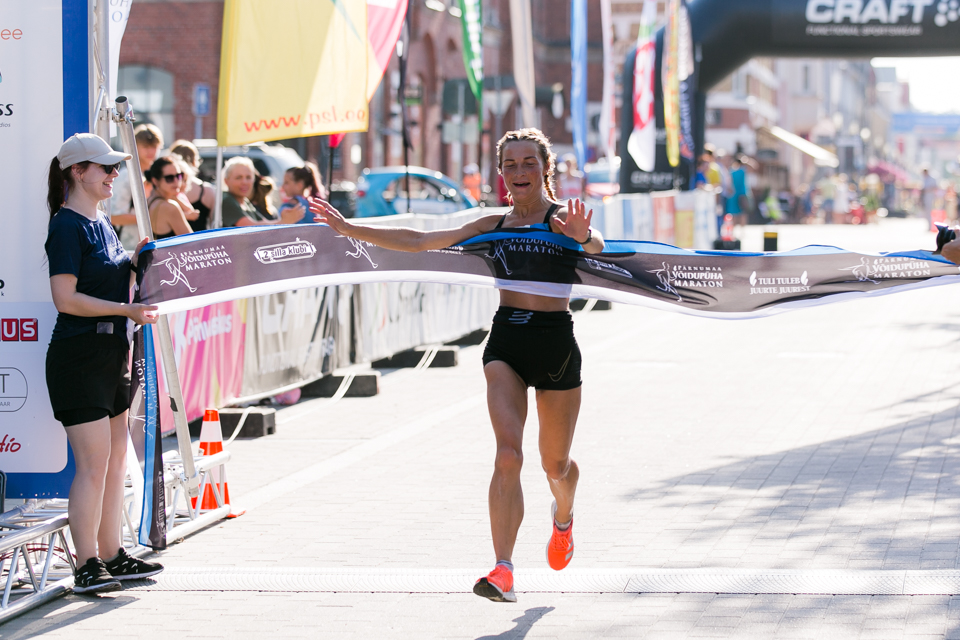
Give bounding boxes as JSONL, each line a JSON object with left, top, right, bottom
{"left": 622, "top": 395, "right": 960, "bottom": 566}
{"left": 474, "top": 606, "right": 555, "bottom": 640}
{"left": 0, "top": 593, "right": 137, "bottom": 639}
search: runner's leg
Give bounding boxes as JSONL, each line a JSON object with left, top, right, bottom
{"left": 536, "top": 387, "right": 581, "bottom": 525}
{"left": 484, "top": 361, "right": 529, "bottom": 563}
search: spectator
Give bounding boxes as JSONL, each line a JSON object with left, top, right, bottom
{"left": 221, "top": 157, "right": 300, "bottom": 227}
{"left": 44, "top": 133, "right": 163, "bottom": 594}
{"left": 279, "top": 163, "right": 323, "bottom": 224}
{"left": 109, "top": 123, "right": 163, "bottom": 248}
{"left": 556, "top": 154, "right": 583, "bottom": 201}
{"left": 922, "top": 168, "right": 938, "bottom": 227}
{"left": 146, "top": 157, "right": 193, "bottom": 239}
{"left": 251, "top": 175, "right": 279, "bottom": 220}
{"left": 726, "top": 156, "right": 750, "bottom": 227}
{"left": 169, "top": 139, "right": 215, "bottom": 232}
{"left": 171, "top": 155, "right": 201, "bottom": 226}
{"left": 463, "top": 163, "right": 482, "bottom": 202}
{"left": 818, "top": 174, "right": 837, "bottom": 224}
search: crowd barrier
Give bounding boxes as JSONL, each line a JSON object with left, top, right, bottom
{"left": 594, "top": 189, "right": 719, "bottom": 250}
{"left": 153, "top": 192, "right": 715, "bottom": 431}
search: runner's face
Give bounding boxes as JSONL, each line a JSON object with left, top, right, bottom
{"left": 501, "top": 141, "right": 546, "bottom": 203}
{"left": 225, "top": 165, "right": 255, "bottom": 199}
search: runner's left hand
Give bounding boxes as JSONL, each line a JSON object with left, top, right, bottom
{"left": 553, "top": 198, "right": 592, "bottom": 244}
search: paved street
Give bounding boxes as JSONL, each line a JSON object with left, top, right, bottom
{"left": 7, "top": 218, "right": 960, "bottom": 639}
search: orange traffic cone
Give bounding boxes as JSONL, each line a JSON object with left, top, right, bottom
{"left": 192, "top": 409, "right": 230, "bottom": 511}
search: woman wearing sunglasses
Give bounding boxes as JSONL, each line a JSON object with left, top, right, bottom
{"left": 146, "top": 156, "right": 193, "bottom": 239}
{"left": 45, "top": 133, "right": 164, "bottom": 594}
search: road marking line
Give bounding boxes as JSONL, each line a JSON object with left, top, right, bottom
{"left": 128, "top": 567, "right": 960, "bottom": 596}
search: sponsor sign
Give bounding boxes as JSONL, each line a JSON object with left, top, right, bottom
{"left": 773, "top": 0, "right": 960, "bottom": 43}
{"left": 0, "top": 1, "right": 86, "bottom": 490}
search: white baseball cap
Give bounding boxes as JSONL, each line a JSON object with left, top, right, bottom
{"left": 57, "top": 133, "right": 131, "bottom": 170}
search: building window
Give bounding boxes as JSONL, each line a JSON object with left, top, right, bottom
{"left": 802, "top": 64, "right": 810, "bottom": 94}
{"left": 117, "top": 65, "right": 174, "bottom": 144}
{"left": 705, "top": 109, "right": 722, "bottom": 126}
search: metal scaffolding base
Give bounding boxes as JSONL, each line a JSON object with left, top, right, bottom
{"left": 0, "top": 448, "right": 233, "bottom": 625}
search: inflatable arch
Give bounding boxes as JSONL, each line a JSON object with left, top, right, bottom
{"left": 619, "top": 0, "right": 960, "bottom": 193}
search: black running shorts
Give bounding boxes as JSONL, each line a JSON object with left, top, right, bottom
{"left": 46, "top": 333, "right": 131, "bottom": 427}
{"left": 482, "top": 306, "right": 582, "bottom": 391}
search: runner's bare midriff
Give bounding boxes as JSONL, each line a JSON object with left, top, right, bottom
{"left": 499, "top": 289, "right": 569, "bottom": 312}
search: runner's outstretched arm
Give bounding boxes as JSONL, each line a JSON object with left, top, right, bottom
{"left": 310, "top": 197, "right": 501, "bottom": 253}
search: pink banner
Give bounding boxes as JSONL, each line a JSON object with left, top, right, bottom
{"left": 153, "top": 301, "right": 247, "bottom": 433}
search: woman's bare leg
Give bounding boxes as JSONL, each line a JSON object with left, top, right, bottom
{"left": 536, "top": 387, "right": 581, "bottom": 525}
{"left": 484, "top": 361, "right": 529, "bottom": 563}
{"left": 97, "top": 411, "right": 129, "bottom": 557}
{"left": 65, "top": 418, "right": 112, "bottom": 563}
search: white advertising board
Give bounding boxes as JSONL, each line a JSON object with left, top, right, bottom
{"left": 0, "top": 0, "right": 88, "bottom": 490}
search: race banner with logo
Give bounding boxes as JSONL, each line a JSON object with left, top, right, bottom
{"left": 136, "top": 225, "right": 960, "bottom": 320}
{"left": 130, "top": 324, "right": 166, "bottom": 549}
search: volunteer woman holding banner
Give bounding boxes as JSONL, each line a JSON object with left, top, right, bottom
{"left": 45, "top": 133, "right": 164, "bottom": 594}
{"left": 311, "top": 128, "right": 604, "bottom": 603}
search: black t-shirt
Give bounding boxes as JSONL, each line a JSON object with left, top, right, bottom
{"left": 45, "top": 208, "right": 131, "bottom": 342}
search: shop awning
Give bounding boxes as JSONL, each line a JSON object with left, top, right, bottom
{"left": 762, "top": 126, "right": 840, "bottom": 168}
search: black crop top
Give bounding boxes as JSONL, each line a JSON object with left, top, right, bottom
{"left": 494, "top": 203, "right": 561, "bottom": 230}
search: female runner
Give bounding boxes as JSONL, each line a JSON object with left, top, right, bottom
{"left": 311, "top": 128, "right": 604, "bottom": 603}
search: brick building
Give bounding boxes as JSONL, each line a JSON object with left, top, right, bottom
{"left": 117, "top": 0, "right": 608, "bottom": 187}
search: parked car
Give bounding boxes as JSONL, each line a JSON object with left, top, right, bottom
{"left": 195, "top": 141, "right": 306, "bottom": 184}
{"left": 356, "top": 166, "right": 478, "bottom": 218}
{"left": 583, "top": 156, "right": 621, "bottom": 201}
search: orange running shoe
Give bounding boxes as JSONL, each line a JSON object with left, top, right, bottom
{"left": 473, "top": 564, "right": 517, "bottom": 603}
{"left": 546, "top": 500, "right": 574, "bottom": 571}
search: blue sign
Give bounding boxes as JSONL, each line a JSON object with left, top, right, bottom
{"left": 891, "top": 112, "right": 960, "bottom": 137}
{"left": 193, "top": 83, "right": 211, "bottom": 117}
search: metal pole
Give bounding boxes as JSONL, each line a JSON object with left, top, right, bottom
{"left": 93, "top": 0, "right": 109, "bottom": 143}
{"left": 113, "top": 97, "right": 200, "bottom": 498}
{"left": 212, "top": 147, "right": 224, "bottom": 229}
{"left": 114, "top": 97, "right": 150, "bottom": 239}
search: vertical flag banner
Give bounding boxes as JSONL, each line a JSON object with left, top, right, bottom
{"left": 365, "top": 0, "right": 408, "bottom": 101}
{"left": 108, "top": 0, "right": 133, "bottom": 111}
{"left": 459, "top": 0, "right": 483, "bottom": 127}
{"left": 677, "top": 0, "right": 696, "bottom": 163}
{"left": 598, "top": 0, "right": 616, "bottom": 161}
{"left": 218, "top": 0, "right": 369, "bottom": 145}
{"left": 627, "top": 1, "right": 657, "bottom": 172}
{"left": 570, "top": 0, "right": 587, "bottom": 170}
{"left": 662, "top": 0, "right": 681, "bottom": 168}
{"left": 134, "top": 325, "right": 166, "bottom": 550}
{"left": 509, "top": 0, "right": 537, "bottom": 128}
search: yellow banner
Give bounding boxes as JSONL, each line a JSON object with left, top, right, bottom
{"left": 218, "top": 0, "right": 369, "bottom": 146}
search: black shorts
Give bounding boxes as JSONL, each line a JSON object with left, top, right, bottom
{"left": 46, "top": 333, "right": 131, "bottom": 427}
{"left": 482, "top": 306, "right": 582, "bottom": 391}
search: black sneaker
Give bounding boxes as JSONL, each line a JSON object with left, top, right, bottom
{"left": 103, "top": 548, "right": 164, "bottom": 580}
{"left": 73, "top": 557, "right": 122, "bottom": 594}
